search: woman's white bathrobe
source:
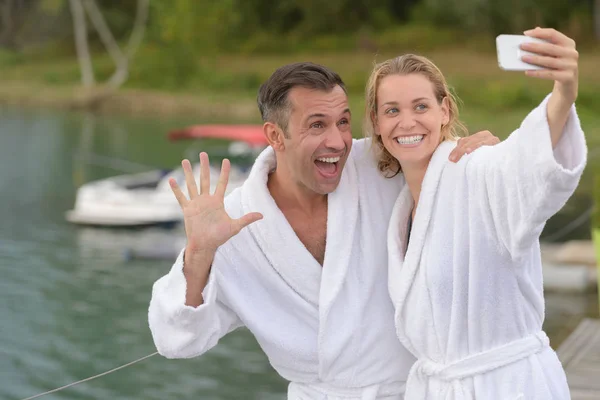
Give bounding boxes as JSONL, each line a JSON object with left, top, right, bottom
{"left": 148, "top": 139, "right": 416, "bottom": 399}
{"left": 388, "top": 95, "right": 587, "bottom": 400}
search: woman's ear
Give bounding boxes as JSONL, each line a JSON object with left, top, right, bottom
{"left": 441, "top": 97, "right": 450, "bottom": 127}
{"left": 263, "top": 122, "right": 285, "bottom": 151}
{"left": 371, "top": 110, "right": 380, "bottom": 136}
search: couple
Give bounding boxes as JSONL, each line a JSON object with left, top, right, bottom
{"left": 148, "top": 27, "right": 586, "bottom": 399}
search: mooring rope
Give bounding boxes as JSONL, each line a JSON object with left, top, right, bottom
{"left": 19, "top": 352, "right": 158, "bottom": 400}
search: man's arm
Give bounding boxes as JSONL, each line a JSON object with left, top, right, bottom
{"left": 183, "top": 247, "right": 215, "bottom": 307}
{"left": 148, "top": 152, "right": 262, "bottom": 358}
{"left": 149, "top": 249, "right": 243, "bottom": 359}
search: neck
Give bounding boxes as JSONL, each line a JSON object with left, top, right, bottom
{"left": 268, "top": 168, "right": 327, "bottom": 214}
{"left": 401, "top": 160, "right": 430, "bottom": 214}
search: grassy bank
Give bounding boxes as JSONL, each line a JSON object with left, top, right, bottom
{"left": 1, "top": 46, "right": 599, "bottom": 146}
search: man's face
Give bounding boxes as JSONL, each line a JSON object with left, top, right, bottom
{"left": 279, "top": 85, "right": 352, "bottom": 195}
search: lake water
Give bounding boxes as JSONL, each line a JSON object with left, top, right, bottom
{"left": 1, "top": 106, "right": 597, "bottom": 400}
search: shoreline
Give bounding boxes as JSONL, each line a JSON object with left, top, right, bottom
{"left": 0, "top": 81, "right": 261, "bottom": 120}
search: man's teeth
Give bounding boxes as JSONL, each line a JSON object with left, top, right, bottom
{"left": 396, "top": 135, "right": 424, "bottom": 145}
{"left": 316, "top": 157, "right": 340, "bottom": 163}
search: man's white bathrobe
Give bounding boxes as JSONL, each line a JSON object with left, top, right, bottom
{"left": 388, "top": 95, "right": 587, "bottom": 400}
{"left": 149, "top": 139, "right": 416, "bottom": 399}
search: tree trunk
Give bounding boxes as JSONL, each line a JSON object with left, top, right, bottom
{"left": 125, "top": 0, "right": 149, "bottom": 58}
{"left": 81, "top": 0, "right": 126, "bottom": 88}
{"left": 68, "top": 0, "right": 150, "bottom": 89}
{"left": 595, "top": 0, "right": 600, "bottom": 41}
{"left": 0, "top": 0, "right": 30, "bottom": 49}
{"left": 114, "top": 0, "right": 150, "bottom": 88}
{"left": 81, "top": 0, "right": 149, "bottom": 89}
{"left": 69, "top": 0, "right": 95, "bottom": 87}
{"left": 0, "top": 0, "right": 15, "bottom": 47}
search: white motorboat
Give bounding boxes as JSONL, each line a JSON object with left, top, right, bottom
{"left": 65, "top": 163, "right": 249, "bottom": 227}
{"left": 66, "top": 124, "right": 267, "bottom": 227}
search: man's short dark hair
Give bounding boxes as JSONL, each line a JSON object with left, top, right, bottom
{"left": 257, "top": 62, "right": 346, "bottom": 137}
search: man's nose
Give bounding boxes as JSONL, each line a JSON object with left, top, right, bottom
{"left": 324, "top": 126, "right": 347, "bottom": 151}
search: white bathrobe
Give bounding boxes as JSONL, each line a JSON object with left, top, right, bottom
{"left": 387, "top": 95, "right": 587, "bottom": 400}
{"left": 149, "top": 139, "right": 417, "bottom": 399}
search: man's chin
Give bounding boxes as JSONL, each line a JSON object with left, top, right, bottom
{"left": 314, "top": 178, "right": 342, "bottom": 195}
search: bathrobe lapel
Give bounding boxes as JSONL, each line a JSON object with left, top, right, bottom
{"left": 388, "top": 141, "right": 456, "bottom": 353}
{"left": 241, "top": 147, "right": 358, "bottom": 315}
{"left": 241, "top": 147, "right": 322, "bottom": 309}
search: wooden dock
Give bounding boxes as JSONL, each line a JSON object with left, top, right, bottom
{"left": 557, "top": 318, "right": 600, "bottom": 399}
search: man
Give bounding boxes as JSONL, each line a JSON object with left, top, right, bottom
{"left": 148, "top": 62, "right": 498, "bottom": 399}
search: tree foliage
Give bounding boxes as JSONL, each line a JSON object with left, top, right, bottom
{"left": 0, "top": 0, "right": 597, "bottom": 54}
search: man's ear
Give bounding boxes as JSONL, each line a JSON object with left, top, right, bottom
{"left": 264, "top": 122, "right": 285, "bottom": 151}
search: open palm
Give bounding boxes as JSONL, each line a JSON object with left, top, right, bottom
{"left": 169, "top": 152, "right": 263, "bottom": 252}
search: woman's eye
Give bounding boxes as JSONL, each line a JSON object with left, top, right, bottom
{"left": 416, "top": 104, "right": 428, "bottom": 111}
{"left": 385, "top": 108, "right": 398, "bottom": 115}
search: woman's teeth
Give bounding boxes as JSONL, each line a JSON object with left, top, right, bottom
{"left": 396, "top": 135, "right": 424, "bottom": 145}
{"left": 316, "top": 157, "right": 340, "bottom": 163}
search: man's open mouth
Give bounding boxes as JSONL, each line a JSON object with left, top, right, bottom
{"left": 315, "top": 156, "right": 340, "bottom": 177}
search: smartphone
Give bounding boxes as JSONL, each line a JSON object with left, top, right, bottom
{"left": 496, "top": 34, "right": 547, "bottom": 71}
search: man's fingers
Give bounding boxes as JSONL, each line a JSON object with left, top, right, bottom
{"left": 200, "top": 152, "right": 210, "bottom": 195}
{"left": 449, "top": 146, "right": 465, "bottom": 162}
{"left": 449, "top": 137, "right": 467, "bottom": 162}
{"left": 169, "top": 178, "right": 188, "bottom": 207}
{"left": 215, "top": 158, "right": 231, "bottom": 199}
{"left": 233, "top": 212, "right": 263, "bottom": 233}
{"left": 468, "top": 141, "right": 487, "bottom": 153}
{"left": 450, "top": 130, "right": 497, "bottom": 162}
{"left": 182, "top": 159, "right": 198, "bottom": 199}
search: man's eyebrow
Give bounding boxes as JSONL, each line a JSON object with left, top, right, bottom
{"left": 306, "top": 108, "right": 351, "bottom": 120}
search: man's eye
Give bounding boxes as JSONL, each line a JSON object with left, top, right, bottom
{"left": 338, "top": 119, "right": 349, "bottom": 125}
{"left": 311, "top": 122, "right": 324, "bottom": 129}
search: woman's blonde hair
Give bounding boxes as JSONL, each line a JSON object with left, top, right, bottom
{"left": 364, "top": 54, "right": 468, "bottom": 177}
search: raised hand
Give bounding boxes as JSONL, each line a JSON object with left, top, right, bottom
{"left": 521, "top": 27, "right": 579, "bottom": 105}
{"left": 520, "top": 27, "right": 579, "bottom": 147}
{"left": 169, "top": 152, "right": 263, "bottom": 255}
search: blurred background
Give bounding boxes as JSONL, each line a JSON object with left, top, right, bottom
{"left": 0, "top": 0, "right": 599, "bottom": 399}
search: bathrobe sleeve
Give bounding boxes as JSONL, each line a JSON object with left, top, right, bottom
{"left": 466, "top": 94, "right": 587, "bottom": 258}
{"left": 148, "top": 249, "right": 243, "bottom": 359}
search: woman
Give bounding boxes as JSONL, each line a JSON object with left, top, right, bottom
{"left": 365, "top": 28, "right": 586, "bottom": 399}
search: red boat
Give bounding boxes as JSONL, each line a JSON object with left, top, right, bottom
{"left": 168, "top": 124, "right": 268, "bottom": 147}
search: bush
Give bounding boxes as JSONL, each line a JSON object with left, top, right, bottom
{"left": 374, "top": 24, "right": 464, "bottom": 53}
{"left": 0, "top": 49, "right": 25, "bottom": 66}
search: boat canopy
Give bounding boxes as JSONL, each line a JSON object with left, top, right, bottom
{"left": 168, "top": 125, "right": 268, "bottom": 146}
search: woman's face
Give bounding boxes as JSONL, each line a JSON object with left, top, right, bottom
{"left": 375, "top": 73, "right": 449, "bottom": 169}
